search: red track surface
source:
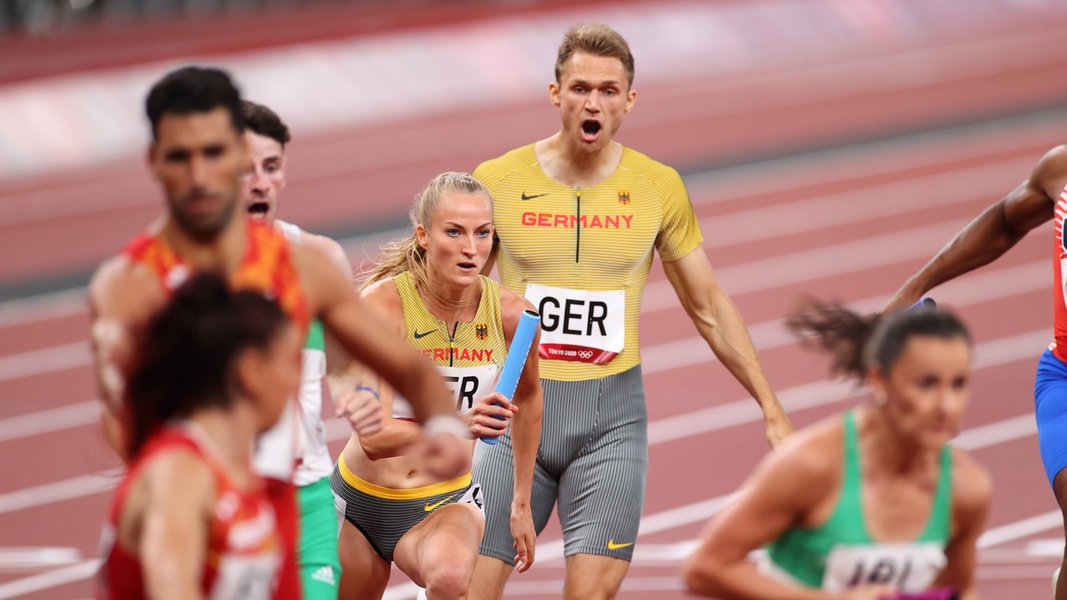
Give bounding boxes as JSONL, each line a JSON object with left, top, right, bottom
{"left": 2, "top": 5, "right": 1067, "bottom": 599}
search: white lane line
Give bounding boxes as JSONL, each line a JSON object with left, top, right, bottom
{"left": 697, "top": 157, "right": 1034, "bottom": 249}
{"left": 954, "top": 414, "right": 1037, "bottom": 451}
{"left": 1025, "top": 538, "right": 1064, "bottom": 557}
{"left": 0, "top": 324, "right": 1046, "bottom": 517}
{"left": 0, "top": 257, "right": 1046, "bottom": 448}
{"left": 0, "top": 470, "right": 121, "bottom": 515}
{"left": 0, "top": 547, "right": 81, "bottom": 570}
{"left": 648, "top": 218, "right": 971, "bottom": 307}
{"left": 0, "top": 289, "right": 86, "bottom": 329}
{"left": 0, "top": 130, "right": 1041, "bottom": 331}
{"left": 0, "top": 341, "right": 88, "bottom": 384}
{"left": 642, "top": 258, "right": 1047, "bottom": 372}
{"left": 0, "top": 559, "right": 99, "bottom": 599}
{"left": 0, "top": 214, "right": 1035, "bottom": 388}
{"left": 978, "top": 511, "right": 1064, "bottom": 550}
{"left": 382, "top": 401, "right": 1051, "bottom": 598}
{"left": 0, "top": 310, "right": 1049, "bottom": 591}
{"left": 684, "top": 110, "right": 1062, "bottom": 207}
{"left": 0, "top": 401, "right": 97, "bottom": 444}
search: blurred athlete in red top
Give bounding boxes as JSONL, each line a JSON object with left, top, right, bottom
{"left": 88, "top": 65, "right": 472, "bottom": 599}
{"left": 98, "top": 272, "right": 300, "bottom": 600}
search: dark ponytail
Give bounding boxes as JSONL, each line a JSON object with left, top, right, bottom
{"left": 785, "top": 297, "right": 970, "bottom": 382}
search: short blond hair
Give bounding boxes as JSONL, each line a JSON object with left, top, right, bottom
{"left": 555, "top": 23, "right": 635, "bottom": 88}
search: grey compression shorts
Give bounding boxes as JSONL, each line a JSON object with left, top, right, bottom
{"left": 473, "top": 364, "right": 648, "bottom": 562}
{"left": 330, "top": 459, "right": 482, "bottom": 562}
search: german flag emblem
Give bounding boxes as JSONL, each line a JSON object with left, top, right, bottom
{"left": 475, "top": 324, "right": 488, "bottom": 340}
{"left": 618, "top": 191, "right": 630, "bottom": 205}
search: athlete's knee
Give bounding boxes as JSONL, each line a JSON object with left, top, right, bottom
{"left": 422, "top": 559, "right": 473, "bottom": 600}
{"left": 564, "top": 576, "right": 624, "bottom": 600}
{"left": 563, "top": 554, "right": 629, "bottom": 600}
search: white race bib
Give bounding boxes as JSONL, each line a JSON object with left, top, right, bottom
{"left": 210, "top": 552, "right": 281, "bottom": 600}
{"left": 253, "top": 400, "right": 300, "bottom": 481}
{"left": 393, "top": 364, "right": 499, "bottom": 419}
{"left": 525, "top": 283, "right": 624, "bottom": 364}
{"left": 823, "top": 542, "right": 946, "bottom": 593}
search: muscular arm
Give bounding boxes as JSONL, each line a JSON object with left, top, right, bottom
{"left": 500, "top": 290, "right": 544, "bottom": 572}
{"left": 662, "top": 248, "right": 794, "bottom": 447}
{"left": 87, "top": 258, "right": 166, "bottom": 458}
{"left": 884, "top": 145, "right": 1067, "bottom": 312}
{"left": 133, "top": 450, "right": 215, "bottom": 600}
{"left": 304, "top": 232, "right": 357, "bottom": 373}
{"left": 683, "top": 427, "right": 846, "bottom": 600}
{"left": 300, "top": 245, "right": 470, "bottom": 476}
{"left": 303, "top": 232, "right": 353, "bottom": 281}
{"left": 334, "top": 280, "right": 435, "bottom": 459}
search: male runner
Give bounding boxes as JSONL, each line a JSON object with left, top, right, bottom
{"left": 88, "top": 65, "right": 470, "bottom": 598}
{"left": 470, "top": 24, "right": 794, "bottom": 600}
{"left": 239, "top": 99, "right": 369, "bottom": 599}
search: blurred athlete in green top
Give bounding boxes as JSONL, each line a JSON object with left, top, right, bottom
{"left": 240, "top": 100, "right": 382, "bottom": 599}
{"left": 683, "top": 301, "right": 991, "bottom": 600}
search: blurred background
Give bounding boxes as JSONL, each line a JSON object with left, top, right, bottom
{"left": 3, "top": 0, "right": 1067, "bottom": 598}
{"left": 4, "top": 0, "right": 1067, "bottom": 300}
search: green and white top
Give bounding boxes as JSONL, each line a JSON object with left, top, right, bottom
{"left": 765, "top": 411, "right": 952, "bottom": 593}
{"left": 253, "top": 220, "right": 332, "bottom": 487}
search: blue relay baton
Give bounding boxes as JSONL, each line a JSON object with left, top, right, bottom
{"left": 908, "top": 297, "right": 936, "bottom": 311}
{"left": 481, "top": 309, "right": 540, "bottom": 445}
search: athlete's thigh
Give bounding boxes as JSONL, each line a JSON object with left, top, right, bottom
{"left": 557, "top": 366, "right": 648, "bottom": 560}
{"left": 336, "top": 520, "right": 390, "bottom": 600}
{"left": 393, "top": 503, "right": 485, "bottom": 589}
{"left": 1036, "top": 350, "right": 1067, "bottom": 490}
{"left": 557, "top": 431, "right": 647, "bottom": 560}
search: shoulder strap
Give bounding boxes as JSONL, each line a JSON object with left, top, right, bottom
{"left": 920, "top": 445, "right": 954, "bottom": 541}
{"left": 835, "top": 410, "right": 871, "bottom": 542}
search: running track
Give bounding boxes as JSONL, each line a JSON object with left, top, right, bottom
{"left": 3, "top": 9, "right": 1067, "bottom": 600}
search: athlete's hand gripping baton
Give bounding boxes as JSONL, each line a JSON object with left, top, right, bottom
{"left": 481, "top": 309, "right": 539, "bottom": 445}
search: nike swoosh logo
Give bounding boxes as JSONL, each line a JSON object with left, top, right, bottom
{"left": 521, "top": 192, "right": 548, "bottom": 200}
{"left": 424, "top": 493, "right": 459, "bottom": 512}
{"left": 413, "top": 329, "right": 434, "bottom": 339}
{"left": 607, "top": 539, "right": 633, "bottom": 550}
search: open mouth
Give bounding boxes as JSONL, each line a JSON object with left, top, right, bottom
{"left": 581, "top": 120, "right": 602, "bottom": 137}
{"left": 458, "top": 262, "right": 477, "bottom": 271}
{"left": 247, "top": 202, "right": 269, "bottom": 221}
